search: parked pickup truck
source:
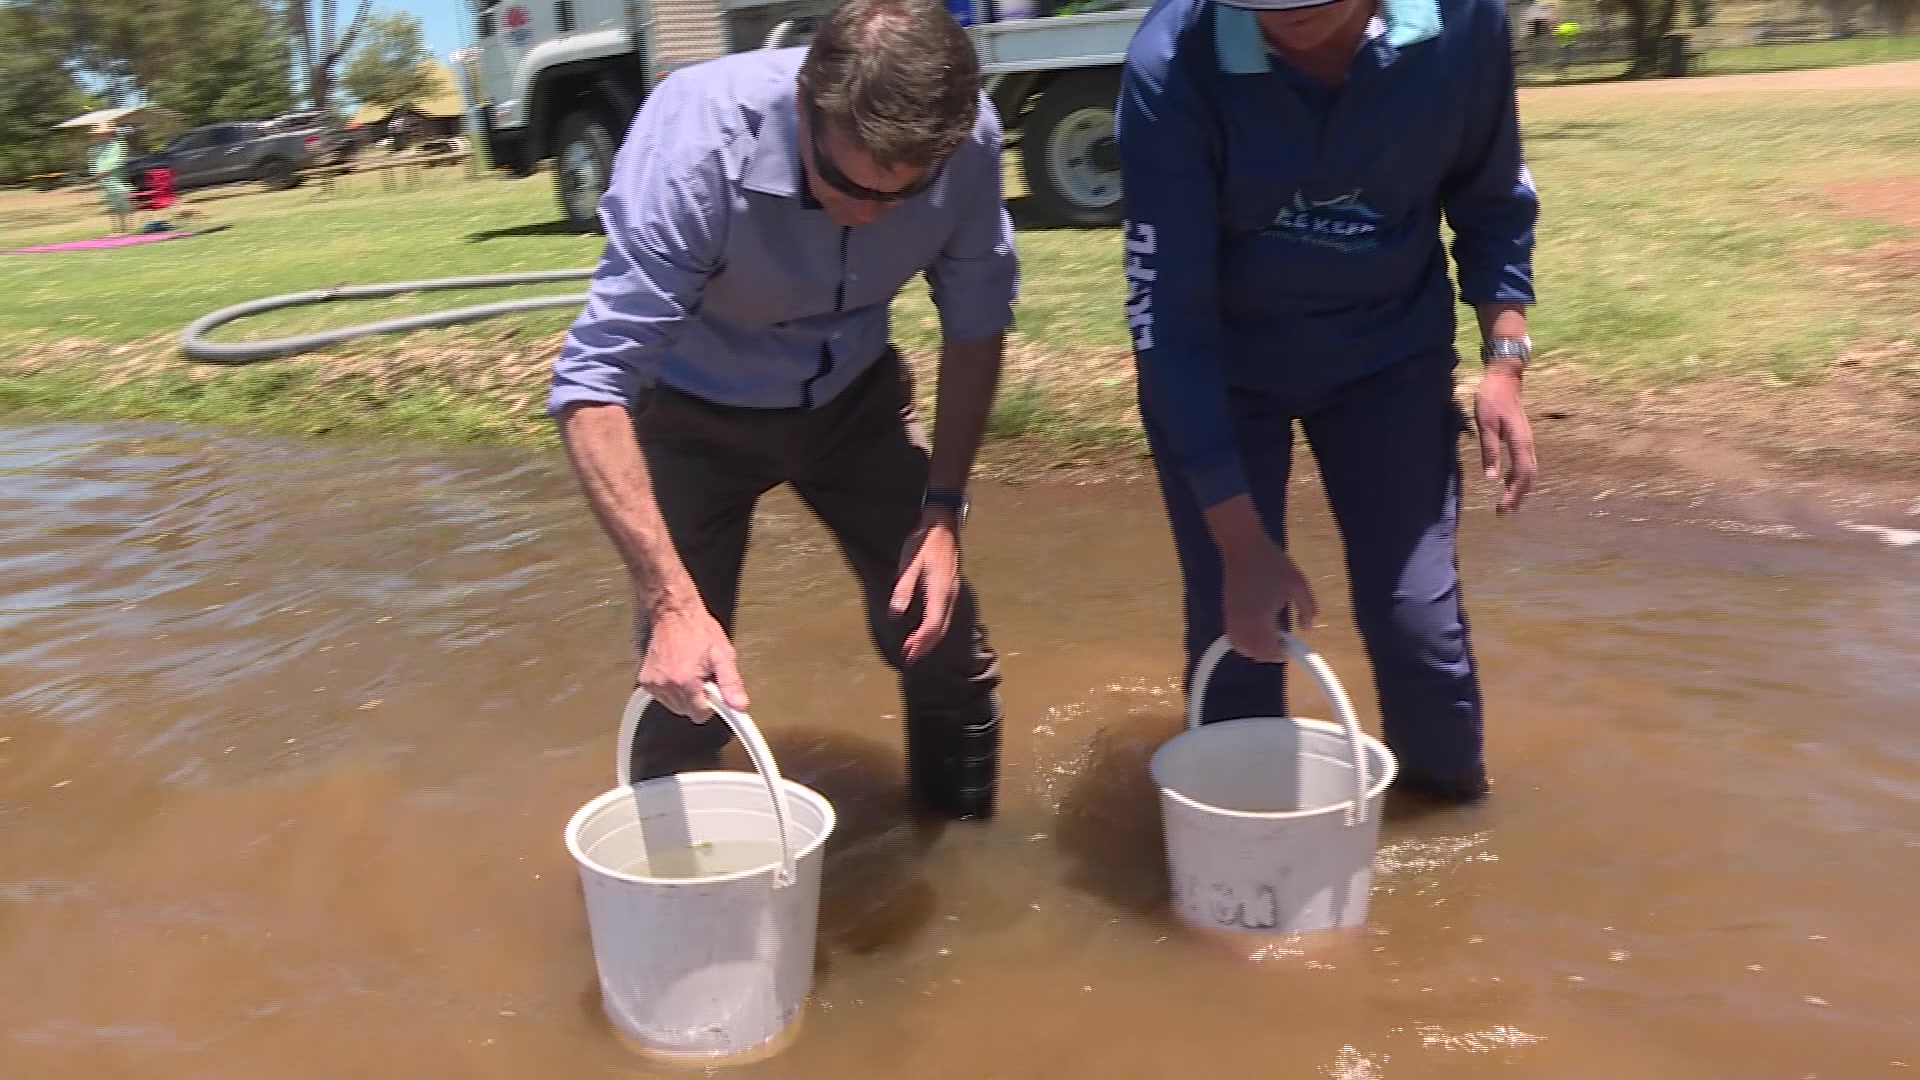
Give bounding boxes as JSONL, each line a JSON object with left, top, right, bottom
{"left": 130, "top": 120, "right": 319, "bottom": 193}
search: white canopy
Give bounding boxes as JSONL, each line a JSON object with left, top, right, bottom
{"left": 55, "top": 105, "right": 185, "bottom": 136}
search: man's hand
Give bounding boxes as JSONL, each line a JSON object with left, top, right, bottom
{"left": 559, "top": 402, "right": 745, "bottom": 717}
{"left": 1475, "top": 362, "right": 1537, "bottom": 513}
{"left": 908, "top": 330, "right": 1001, "bottom": 666}
{"left": 890, "top": 509, "right": 961, "bottom": 666}
{"left": 1221, "top": 537, "right": 1319, "bottom": 664}
{"left": 1203, "top": 494, "right": 1318, "bottom": 663}
{"left": 636, "top": 593, "right": 748, "bottom": 720}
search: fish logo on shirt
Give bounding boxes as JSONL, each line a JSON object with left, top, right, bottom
{"left": 1264, "top": 189, "right": 1385, "bottom": 253}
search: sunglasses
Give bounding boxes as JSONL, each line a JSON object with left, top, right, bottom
{"left": 804, "top": 99, "right": 944, "bottom": 205}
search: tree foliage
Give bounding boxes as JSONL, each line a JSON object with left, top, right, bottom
{"left": 0, "top": 0, "right": 301, "bottom": 180}
{"left": 342, "top": 12, "right": 435, "bottom": 112}
{"left": 1604, "top": 0, "right": 1682, "bottom": 76}
{"left": 18, "top": 0, "right": 148, "bottom": 106}
{"left": 1865, "top": 0, "right": 1918, "bottom": 32}
{"left": 147, "top": 0, "right": 299, "bottom": 124}
{"left": 0, "top": 5, "right": 96, "bottom": 183}
{"left": 9, "top": 0, "right": 296, "bottom": 120}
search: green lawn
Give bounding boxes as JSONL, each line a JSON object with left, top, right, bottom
{"left": 1704, "top": 34, "right": 1920, "bottom": 75}
{"left": 2, "top": 83, "right": 1916, "bottom": 459}
{"left": 0, "top": 171, "right": 602, "bottom": 344}
{"left": 1517, "top": 32, "right": 1920, "bottom": 86}
{"left": 1511, "top": 92, "right": 1918, "bottom": 384}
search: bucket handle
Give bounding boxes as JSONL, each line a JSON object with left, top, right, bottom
{"left": 615, "top": 683, "right": 801, "bottom": 889}
{"left": 1187, "top": 634, "right": 1373, "bottom": 827}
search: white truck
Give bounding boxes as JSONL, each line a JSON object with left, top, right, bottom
{"left": 467, "top": 0, "right": 1150, "bottom": 232}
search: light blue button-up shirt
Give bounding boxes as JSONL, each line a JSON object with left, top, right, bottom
{"left": 548, "top": 48, "right": 1019, "bottom": 415}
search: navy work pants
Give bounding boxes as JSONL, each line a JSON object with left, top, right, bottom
{"left": 1143, "top": 352, "right": 1486, "bottom": 789}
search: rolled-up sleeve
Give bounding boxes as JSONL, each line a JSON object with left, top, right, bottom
{"left": 1442, "top": 0, "right": 1538, "bottom": 307}
{"left": 923, "top": 105, "right": 1018, "bottom": 345}
{"left": 548, "top": 76, "right": 732, "bottom": 416}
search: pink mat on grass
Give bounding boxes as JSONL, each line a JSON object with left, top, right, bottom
{"left": 6, "top": 224, "right": 229, "bottom": 254}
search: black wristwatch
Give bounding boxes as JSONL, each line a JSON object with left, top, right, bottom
{"left": 921, "top": 488, "right": 969, "bottom": 525}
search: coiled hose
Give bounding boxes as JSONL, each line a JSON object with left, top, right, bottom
{"left": 174, "top": 22, "right": 823, "bottom": 365}
{"left": 178, "top": 269, "right": 595, "bottom": 364}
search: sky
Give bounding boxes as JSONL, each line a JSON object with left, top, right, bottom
{"left": 397, "top": 0, "right": 477, "bottom": 63}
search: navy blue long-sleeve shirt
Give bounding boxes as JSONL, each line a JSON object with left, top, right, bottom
{"left": 1117, "top": 0, "right": 1538, "bottom": 508}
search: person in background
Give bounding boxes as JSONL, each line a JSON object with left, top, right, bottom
{"left": 1524, "top": 0, "right": 1557, "bottom": 67}
{"left": 1553, "top": 19, "right": 1580, "bottom": 77}
{"left": 549, "top": 0, "right": 1017, "bottom": 819}
{"left": 1117, "top": 0, "right": 1540, "bottom": 803}
{"left": 87, "top": 123, "right": 134, "bottom": 236}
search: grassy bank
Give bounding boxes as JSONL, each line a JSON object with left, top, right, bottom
{"left": 2, "top": 82, "right": 1916, "bottom": 470}
{"left": 1705, "top": 34, "right": 1920, "bottom": 75}
{"left": 1518, "top": 34, "right": 1920, "bottom": 86}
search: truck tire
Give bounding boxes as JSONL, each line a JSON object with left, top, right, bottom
{"left": 1020, "top": 70, "right": 1125, "bottom": 229}
{"left": 259, "top": 157, "right": 298, "bottom": 191}
{"left": 555, "top": 110, "right": 616, "bottom": 234}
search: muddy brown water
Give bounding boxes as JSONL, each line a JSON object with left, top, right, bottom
{"left": 2, "top": 420, "right": 1916, "bottom": 1079}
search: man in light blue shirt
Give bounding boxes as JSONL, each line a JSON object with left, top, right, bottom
{"left": 550, "top": 0, "right": 1017, "bottom": 819}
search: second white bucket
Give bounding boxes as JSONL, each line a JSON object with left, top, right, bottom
{"left": 1149, "top": 634, "right": 1397, "bottom": 937}
{"left": 564, "top": 684, "right": 836, "bottom": 1065}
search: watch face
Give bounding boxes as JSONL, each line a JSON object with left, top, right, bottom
{"left": 924, "top": 492, "right": 969, "bottom": 519}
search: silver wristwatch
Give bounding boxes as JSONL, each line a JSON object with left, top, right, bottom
{"left": 1482, "top": 336, "right": 1531, "bottom": 369}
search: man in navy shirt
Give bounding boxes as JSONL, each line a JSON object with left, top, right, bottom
{"left": 1118, "top": 0, "right": 1540, "bottom": 801}
{"left": 551, "top": 0, "right": 1018, "bottom": 818}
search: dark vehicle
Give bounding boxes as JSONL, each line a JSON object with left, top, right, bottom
{"left": 129, "top": 121, "right": 318, "bottom": 193}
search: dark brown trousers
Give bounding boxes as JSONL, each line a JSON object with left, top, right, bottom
{"left": 626, "top": 352, "right": 1001, "bottom": 817}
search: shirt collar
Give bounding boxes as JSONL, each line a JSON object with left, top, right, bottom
{"left": 740, "top": 87, "right": 821, "bottom": 209}
{"left": 1214, "top": 0, "right": 1441, "bottom": 75}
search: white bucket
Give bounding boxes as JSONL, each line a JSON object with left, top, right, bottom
{"left": 564, "top": 684, "right": 836, "bottom": 1065}
{"left": 1149, "top": 635, "right": 1397, "bottom": 938}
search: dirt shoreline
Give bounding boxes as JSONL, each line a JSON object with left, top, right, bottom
{"left": 11, "top": 330, "right": 1911, "bottom": 538}
{"left": 982, "top": 358, "right": 1920, "bottom": 526}
{"left": 1464, "top": 361, "right": 1918, "bottom": 528}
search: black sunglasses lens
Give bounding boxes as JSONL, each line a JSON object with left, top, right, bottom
{"left": 808, "top": 105, "right": 934, "bottom": 203}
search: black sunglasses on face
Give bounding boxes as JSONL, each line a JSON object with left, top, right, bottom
{"left": 805, "top": 100, "right": 944, "bottom": 204}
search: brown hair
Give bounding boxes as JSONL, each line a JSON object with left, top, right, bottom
{"left": 798, "top": 0, "right": 982, "bottom": 168}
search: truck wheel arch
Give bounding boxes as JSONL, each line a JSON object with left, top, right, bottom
{"left": 528, "top": 60, "right": 644, "bottom": 164}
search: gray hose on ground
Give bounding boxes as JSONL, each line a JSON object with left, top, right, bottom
{"left": 178, "top": 268, "right": 596, "bottom": 364}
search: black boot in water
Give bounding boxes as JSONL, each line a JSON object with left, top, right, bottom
{"left": 905, "top": 692, "right": 1002, "bottom": 820}
{"left": 1388, "top": 768, "right": 1491, "bottom": 806}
